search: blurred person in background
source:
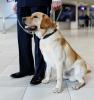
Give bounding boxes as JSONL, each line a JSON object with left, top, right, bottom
{"left": 84, "top": 14, "right": 90, "bottom": 27}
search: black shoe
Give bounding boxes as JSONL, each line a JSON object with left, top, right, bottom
{"left": 10, "top": 72, "right": 34, "bottom": 78}
{"left": 30, "top": 76, "right": 43, "bottom": 85}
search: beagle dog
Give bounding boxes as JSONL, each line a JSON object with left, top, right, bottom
{"left": 23, "top": 12, "right": 91, "bottom": 93}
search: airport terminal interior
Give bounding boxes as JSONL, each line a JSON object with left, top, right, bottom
{"left": 0, "top": 0, "right": 94, "bottom": 100}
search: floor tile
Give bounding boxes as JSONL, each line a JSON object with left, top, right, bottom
{"left": 0, "top": 87, "right": 26, "bottom": 100}
{"left": 0, "top": 65, "right": 19, "bottom": 76}
{"left": 0, "top": 65, "right": 32, "bottom": 87}
{"left": 69, "top": 88, "right": 94, "bottom": 100}
{"left": 0, "top": 76, "right": 32, "bottom": 87}
{"left": 23, "top": 82, "right": 70, "bottom": 100}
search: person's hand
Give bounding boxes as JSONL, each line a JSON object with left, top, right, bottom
{"left": 12, "top": 2, "right": 17, "bottom": 13}
{"left": 51, "top": 1, "right": 62, "bottom": 11}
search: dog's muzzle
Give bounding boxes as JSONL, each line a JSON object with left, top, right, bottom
{"left": 22, "top": 17, "right": 37, "bottom": 32}
{"left": 25, "top": 25, "right": 37, "bottom": 32}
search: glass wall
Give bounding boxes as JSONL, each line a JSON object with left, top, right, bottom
{"left": 78, "top": 5, "right": 94, "bottom": 28}
{"left": 0, "top": 0, "right": 16, "bottom": 33}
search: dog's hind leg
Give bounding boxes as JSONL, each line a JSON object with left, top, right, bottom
{"left": 72, "top": 78, "right": 85, "bottom": 90}
{"left": 71, "top": 61, "right": 86, "bottom": 90}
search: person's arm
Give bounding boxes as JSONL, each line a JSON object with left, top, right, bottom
{"left": 52, "top": 0, "right": 63, "bottom": 11}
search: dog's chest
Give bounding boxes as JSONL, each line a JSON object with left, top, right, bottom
{"left": 40, "top": 39, "right": 57, "bottom": 67}
{"left": 40, "top": 39, "right": 53, "bottom": 55}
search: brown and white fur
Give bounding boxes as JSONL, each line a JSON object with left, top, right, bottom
{"left": 23, "top": 12, "right": 90, "bottom": 93}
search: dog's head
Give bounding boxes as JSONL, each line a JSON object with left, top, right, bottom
{"left": 23, "top": 12, "right": 57, "bottom": 38}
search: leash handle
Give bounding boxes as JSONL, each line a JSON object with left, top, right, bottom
{"left": 50, "top": 7, "right": 63, "bottom": 22}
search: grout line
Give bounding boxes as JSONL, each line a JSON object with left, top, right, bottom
{"left": 65, "top": 80, "right": 72, "bottom": 100}
{"left": 0, "top": 86, "right": 29, "bottom": 88}
{"left": 21, "top": 86, "right": 28, "bottom": 100}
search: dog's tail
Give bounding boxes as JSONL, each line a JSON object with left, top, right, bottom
{"left": 86, "top": 63, "right": 91, "bottom": 74}
{"left": 87, "top": 69, "right": 91, "bottom": 74}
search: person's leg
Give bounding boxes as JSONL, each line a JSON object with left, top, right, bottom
{"left": 11, "top": 7, "right": 34, "bottom": 78}
{"left": 33, "top": 35, "right": 46, "bottom": 78}
{"left": 30, "top": 6, "right": 51, "bottom": 85}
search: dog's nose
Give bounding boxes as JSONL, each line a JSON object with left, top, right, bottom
{"left": 22, "top": 17, "right": 26, "bottom": 22}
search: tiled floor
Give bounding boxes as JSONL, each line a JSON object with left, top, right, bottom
{"left": 0, "top": 27, "right": 94, "bottom": 100}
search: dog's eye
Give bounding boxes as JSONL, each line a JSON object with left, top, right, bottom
{"left": 33, "top": 16, "right": 38, "bottom": 18}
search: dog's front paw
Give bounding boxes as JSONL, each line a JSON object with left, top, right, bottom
{"left": 42, "top": 78, "right": 49, "bottom": 84}
{"left": 53, "top": 87, "right": 63, "bottom": 93}
{"left": 72, "top": 85, "right": 80, "bottom": 90}
{"left": 72, "top": 82, "right": 85, "bottom": 90}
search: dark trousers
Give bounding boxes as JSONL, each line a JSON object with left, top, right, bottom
{"left": 17, "top": 6, "right": 51, "bottom": 78}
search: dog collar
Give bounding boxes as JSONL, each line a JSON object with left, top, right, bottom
{"left": 43, "top": 29, "right": 57, "bottom": 39}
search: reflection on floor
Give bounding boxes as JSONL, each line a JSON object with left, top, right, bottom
{"left": 0, "top": 27, "right": 94, "bottom": 100}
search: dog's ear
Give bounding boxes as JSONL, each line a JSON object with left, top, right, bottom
{"left": 40, "top": 14, "right": 57, "bottom": 29}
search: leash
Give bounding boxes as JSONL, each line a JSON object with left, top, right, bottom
{"left": 17, "top": 7, "right": 63, "bottom": 34}
{"left": 56, "top": 8, "right": 63, "bottom": 21}
{"left": 17, "top": 18, "right": 31, "bottom": 34}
